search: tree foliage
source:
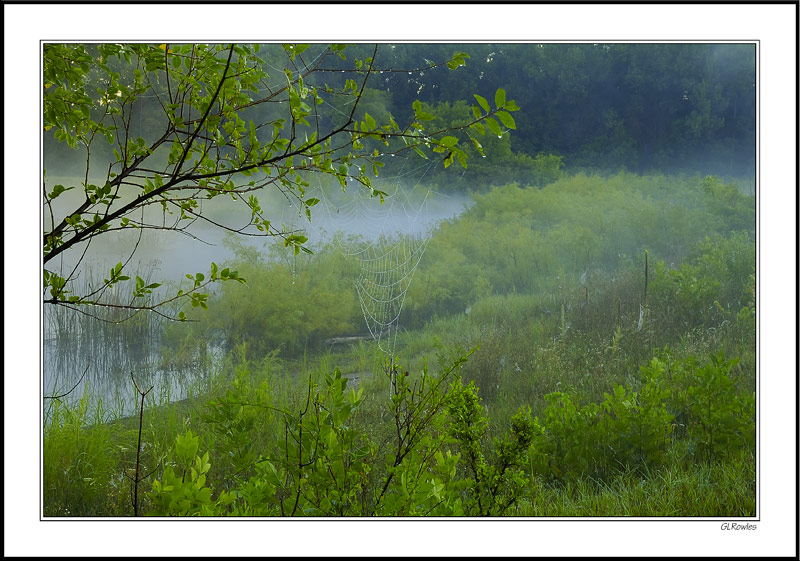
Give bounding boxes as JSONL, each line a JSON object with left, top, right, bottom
{"left": 377, "top": 43, "right": 755, "bottom": 177}
{"left": 43, "top": 43, "right": 519, "bottom": 320}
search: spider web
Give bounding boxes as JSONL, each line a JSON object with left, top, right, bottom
{"left": 351, "top": 229, "right": 430, "bottom": 356}
{"left": 285, "top": 157, "right": 443, "bottom": 365}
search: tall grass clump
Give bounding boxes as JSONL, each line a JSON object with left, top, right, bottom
{"left": 43, "top": 389, "right": 127, "bottom": 516}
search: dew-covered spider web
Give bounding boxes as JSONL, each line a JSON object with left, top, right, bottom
{"left": 317, "top": 160, "right": 437, "bottom": 357}
{"left": 350, "top": 226, "right": 430, "bottom": 356}
{"left": 279, "top": 157, "right": 461, "bottom": 378}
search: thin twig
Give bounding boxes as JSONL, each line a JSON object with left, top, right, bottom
{"left": 44, "top": 357, "right": 91, "bottom": 400}
{"left": 130, "top": 371, "right": 154, "bottom": 517}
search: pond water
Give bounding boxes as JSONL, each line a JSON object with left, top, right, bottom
{"left": 43, "top": 325, "right": 225, "bottom": 419}
{"left": 42, "top": 181, "right": 471, "bottom": 419}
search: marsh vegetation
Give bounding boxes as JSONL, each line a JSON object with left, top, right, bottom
{"left": 42, "top": 42, "right": 756, "bottom": 517}
{"left": 44, "top": 172, "right": 755, "bottom": 517}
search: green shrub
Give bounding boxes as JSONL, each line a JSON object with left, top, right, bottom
{"left": 200, "top": 240, "right": 362, "bottom": 356}
{"left": 147, "top": 430, "right": 219, "bottom": 516}
{"left": 446, "top": 378, "right": 537, "bottom": 515}
{"left": 141, "top": 350, "right": 541, "bottom": 516}
{"left": 684, "top": 352, "right": 754, "bottom": 461}
{"left": 600, "top": 358, "right": 674, "bottom": 468}
{"left": 650, "top": 231, "right": 755, "bottom": 332}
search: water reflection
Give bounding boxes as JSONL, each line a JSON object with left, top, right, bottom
{"left": 43, "top": 305, "right": 223, "bottom": 420}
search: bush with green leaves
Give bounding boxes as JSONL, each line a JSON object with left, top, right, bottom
{"left": 141, "top": 349, "right": 540, "bottom": 516}
{"left": 598, "top": 358, "right": 674, "bottom": 469}
{"left": 680, "top": 352, "right": 755, "bottom": 462}
{"left": 219, "top": 368, "right": 375, "bottom": 516}
{"left": 529, "top": 358, "right": 675, "bottom": 481}
{"left": 194, "top": 238, "right": 362, "bottom": 356}
{"left": 199, "top": 363, "right": 270, "bottom": 486}
{"left": 699, "top": 176, "right": 756, "bottom": 236}
{"left": 649, "top": 231, "right": 755, "bottom": 331}
{"left": 405, "top": 173, "right": 754, "bottom": 332}
{"left": 147, "top": 430, "right": 217, "bottom": 516}
{"left": 446, "top": 378, "right": 538, "bottom": 515}
{"left": 533, "top": 391, "right": 604, "bottom": 479}
{"left": 527, "top": 347, "right": 752, "bottom": 485}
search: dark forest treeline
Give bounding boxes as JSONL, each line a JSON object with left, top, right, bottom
{"left": 45, "top": 43, "right": 755, "bottom": 184}
{"left": 373, "top": 43, "right": 755, "bottom": 179}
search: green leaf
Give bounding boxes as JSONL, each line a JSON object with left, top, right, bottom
{"left": 439, "top": 136, "right": 459, "bottom": 148}
{"left": 496, "top": 110, "right": 516, "bottom": 130}
{"left": 485, "top": 117, "right": 502, "bottom": 137}
{"left": 447, "top": 51, "right": 470, "bottom": 70}
{"left": 456, "top": 149, "right": 467, "bottom": 169}
{"left": 495, "top": 88, "right": 506, "bottom": 109}
{"left": 474, "top": 94, "right": 490, "bottom": 113}
{"left": 412, "top": 145, "right": 428, "bottom": 159}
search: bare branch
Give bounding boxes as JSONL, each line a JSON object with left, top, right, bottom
{"left": 44, "top": 357, "right": 91, "bottom": 400}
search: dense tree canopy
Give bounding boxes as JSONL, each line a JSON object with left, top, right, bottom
{"left": 372, "top": 43, "right": 755, "bottom": 180}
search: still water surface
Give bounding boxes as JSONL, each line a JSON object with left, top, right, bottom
{"left": 43, "top": 184, "right": 470, "bottom": 418}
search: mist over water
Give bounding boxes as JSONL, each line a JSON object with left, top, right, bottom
{"left": 43, "top": 173, "right": 472, "bottom": 414}
{"left": 45, "top": 173, "right": 472, "bottom": 283}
